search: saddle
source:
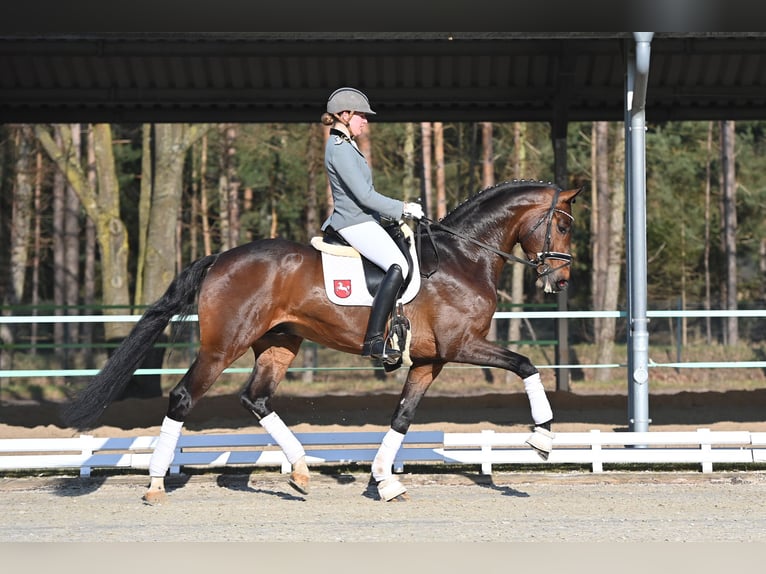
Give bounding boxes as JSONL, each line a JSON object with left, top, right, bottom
{"left": 310, "top": 221, "right": 421, "bottom": 307}
{"left": 310, "top": 221, "right": 421, "bottom": 371}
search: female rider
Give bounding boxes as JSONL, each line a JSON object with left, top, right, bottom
{"left": 320, "top": 87, "right": 423, "bottom": 364}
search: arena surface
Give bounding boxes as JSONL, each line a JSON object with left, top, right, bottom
{"left": 2, "top": 390, "right": 765, "bottom": 543}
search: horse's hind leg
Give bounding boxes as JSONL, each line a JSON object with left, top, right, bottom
{"left": 143, "top": 351, "right": 236, "bottom": 504}
{"left": 239, "top": 333, "right": 310, "bottom": 494}
{"left": 372, "top": 362, "right": 444, "bottom": 502}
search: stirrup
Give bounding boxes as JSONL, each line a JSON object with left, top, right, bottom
{"left": 362, "top": 336, "right": 401, "bottom": 365}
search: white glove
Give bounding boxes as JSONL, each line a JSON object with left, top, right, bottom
{"left": 403, "top": 202, "right": 424, "bottom": 220}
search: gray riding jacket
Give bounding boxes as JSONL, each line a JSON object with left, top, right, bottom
{"left": 321, "top": 130, "right": 404, "bottom": 231}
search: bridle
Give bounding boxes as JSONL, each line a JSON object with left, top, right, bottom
{"left": 517, "top": 187, "right": 574, "bottom": 277}
{"left": 415, "top": 188, "right": 573, "bottom": 279}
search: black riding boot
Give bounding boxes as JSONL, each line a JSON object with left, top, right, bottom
{"left": 362, "top": 264, "right": 404, "bottom": 365}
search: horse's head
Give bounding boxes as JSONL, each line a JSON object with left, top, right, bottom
{"left": 518, "top": 186, "right": 582, "bottom": 293}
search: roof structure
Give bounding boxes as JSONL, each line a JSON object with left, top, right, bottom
{"left": 2, "top": 32, "right": 765, "bottom": 124}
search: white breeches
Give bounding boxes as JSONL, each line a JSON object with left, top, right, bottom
{"left": 338, "top": 221, "right": 409, "bottom": 276}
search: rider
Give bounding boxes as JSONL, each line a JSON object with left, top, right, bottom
{"left": 320, "top": 86, "right": 424, "bottom": 364}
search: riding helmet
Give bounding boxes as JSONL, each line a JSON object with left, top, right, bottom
{"left": 326, "top": 87, "right": 376, "bottom": 115}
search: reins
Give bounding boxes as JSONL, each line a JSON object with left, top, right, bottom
{"left": 414, "top": 188, "right": 573, "bottom": 279}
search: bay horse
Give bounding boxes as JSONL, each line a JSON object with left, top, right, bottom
{"left": 63, "top": 179, "right": 581, "bottom": 502}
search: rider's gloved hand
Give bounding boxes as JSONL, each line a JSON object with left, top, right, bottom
{"left": 403, "top": 202, "right": 424, "bottom": 220}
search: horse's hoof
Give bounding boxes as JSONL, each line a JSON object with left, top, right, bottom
{"left": 525, "top": 427, "right": 555, "bottom": 461}
{"left": 377, "top": 478, "right": 407, "bottom": 502}
{"left": 288, "top": 472, "right": 310, "bottom": 495}
{"left": 142, "top": 490, "right": 167, "bottom": 505}
{"left": 386, "top": 492, "right": 411, "bottom": 502}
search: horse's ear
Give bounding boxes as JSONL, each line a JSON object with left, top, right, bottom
{"left": 560, "top": 186, "right": 584, "bottom": 204}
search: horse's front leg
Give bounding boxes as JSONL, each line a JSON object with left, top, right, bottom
{"left": 372, "top": 362, "right": 444, "bottom": 501}
{"left": 239, "top": 334, "right": 310, "bottom": 494}
{"left": 454, "top": 340, "right": 554, "bottom": 459}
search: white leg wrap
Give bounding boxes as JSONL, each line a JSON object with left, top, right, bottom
{"left": 377, "top": 477, "right": 408, "bottom": 501}
{"left": 148, "top": 416, "right": 184, "bottom": 477}
{"left": 523, "top": 373, "right": 553, "bottom": 425}
{"left": 372, "top": 428, "right": 405, "bottom": 482}
{"left": 259, "top": 412, "right": 306, "bottom": 464}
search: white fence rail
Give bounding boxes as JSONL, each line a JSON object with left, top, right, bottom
{"left": 2, "top": 309, "right": 766, "bottom": 378}
{"left": 2, "top": 429, "right": 765, "bottom": 477}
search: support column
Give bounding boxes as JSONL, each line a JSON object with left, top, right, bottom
{"left": 553, "top": 130, "right": 570, "bottom": 393}
{"left": 625, "top": 32, "right": 654, "bottom": 432}
{"left": 552, "top": 46, "right": 573, "bottom": 393}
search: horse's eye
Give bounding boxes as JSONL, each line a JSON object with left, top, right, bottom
{"left": 557, "top": 222, "right": 570, "bottom": 234}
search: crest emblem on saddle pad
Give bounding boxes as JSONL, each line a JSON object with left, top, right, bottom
{"left": 333, "top": 279, "right": 352, "bottom": 298}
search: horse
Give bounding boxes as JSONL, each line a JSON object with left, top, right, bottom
{"left": 62, "top": 179, "right": 581, "bottom": 503}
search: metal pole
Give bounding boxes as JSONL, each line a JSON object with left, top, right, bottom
{"left": 625, "top": 46, "right": 635, "bottom": 426}
{"left": 553, "top": 128, "right": 570, "bottom": 392}
{"left": 627, "top": 32, "right": 654, "bottom": 432}
{"left": 552, "top": 47, "right": 573, "bottom": 393}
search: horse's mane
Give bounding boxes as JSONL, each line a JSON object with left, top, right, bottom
{"left": 438, "top": 178, "right": 559, "bottom": 226}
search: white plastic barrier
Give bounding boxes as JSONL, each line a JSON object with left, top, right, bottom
{"left": 1, "top": 429, "right": 764, "bottom": 477}
{"left": 0, "top": 431, "right": 444, "bottom": 477}
{"left": 441, "top": 428, "right": 760, "bottom": 474}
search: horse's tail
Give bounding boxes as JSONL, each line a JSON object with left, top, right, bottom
{"left": 61, "top": 253, "right": 219, "bottom": 430}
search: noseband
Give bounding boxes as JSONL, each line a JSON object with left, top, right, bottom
{"left": 416, "top": 188, "right": 573, "bottom": 279}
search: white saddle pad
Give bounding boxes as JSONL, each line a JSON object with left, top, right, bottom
{"left": 311, "top": 223, "right": 421, "bottom": 306}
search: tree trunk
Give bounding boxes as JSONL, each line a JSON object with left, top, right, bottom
{"left": 130, "top": 123, "right": 207, "bottom": 397}
{"left": 589, "top": 122, "right": 626, "bottom": 381}
{"left": 591, "top": 122, "right": 606, "bottom": 378}
{"left": 218, "top": 123, "right": 241, "bottom": 251}
{"left": 242, "top": 187, "right": 253, "bottom": 243}
{"left": 51, "top": 127, "right": 66, "bottom": 363}
{"left": 141, "top": 124, "right": 208, "bottom": 307}
{"left": 703, "top": 121, "right": 713, "bottom": 344}
{"left": 30, "top": 146, "right": 43, "bottom": 354}
{"left": 301, "top": 124, "right": 324, "bottom": 383}
{"left": 721, "top": 120, "right": 738, "bottom": 345}
{"left": 10, "top": 126, "right": 33, "bottom": 305}
{"left": 420, "top": 122, "right": 433, "bottom": 218}
{"left": 34, "top": 123, "right": 132, "bottom": 341}
{"left": 5, "top": 126, "right": 34, "bottom": 368}
{"left": 591, "top": 122, "right": 609, "bottom": 322}
{"left": 434, "top": 122, "right": 447, "bottom": 220}
{"left": 508, "top": 123, "right": 527, "bottom": 357}
{"left": 91, "top": 124, "right": 132, "bottom": 339}
{"left": 403, "top": 123, "right": 416, "bottom": 203}
{"left": 82, "top": 126, "right": 97, "bottom": 367}
{"left": 189, "top": 139, "right": 200, "bottom": 261}
{"left": 200, "top": 133, "right": 212, "bottom": 256}
{"left": 760, "top": 238, "right": 766, "bottom": 304}
{"left": 480, "top": 122, "right": 496, "bottom": 383}
{"left": 304, "top": 125, "right": 322, "bottom": 240}
{"left": 64, "top": 124, "right": 82, "bottom": 362}
{"left": 595, "top": 124, "right": 625, "bottom": 381}
{"left": 133, "top": 125, "right": 153, "bottom": 308}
